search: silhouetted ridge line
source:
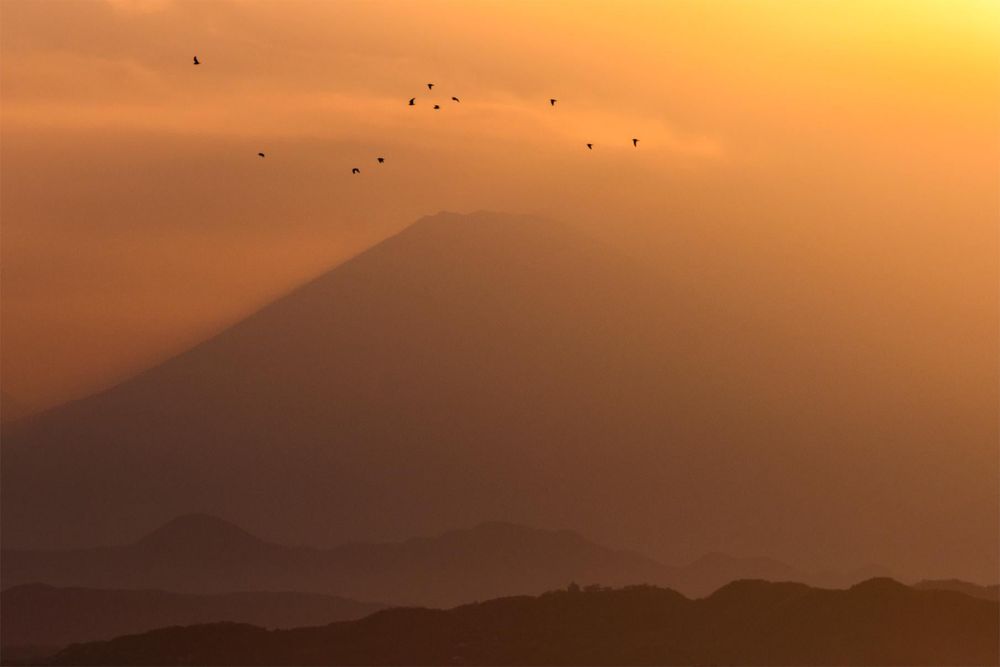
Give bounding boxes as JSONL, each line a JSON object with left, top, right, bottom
{"left": 47, "top": 580, "right": 1000, "bottom": 665}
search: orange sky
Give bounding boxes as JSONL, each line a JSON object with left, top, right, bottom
{"left": 2, "top": 0, "right": 998, "bottom": 414}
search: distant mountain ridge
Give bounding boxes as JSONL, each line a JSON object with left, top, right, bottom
{"left": 133, "top": 513, "right": 268, "bottom": 551}
{"left": 914, "top": 578, "right": 1000, "bottom": 601}
{"left": 47, "top": 579, "right": 1000, "bottom": 666}
{"left": 0, "top": 583, "right": 383, "bottom": 658}
{"left": 1, "top": 514, "right": 885, "bottom": 605}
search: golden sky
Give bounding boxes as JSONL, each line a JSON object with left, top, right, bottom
{"left": 2, "top": 0, "right": 998, "bottom": 410}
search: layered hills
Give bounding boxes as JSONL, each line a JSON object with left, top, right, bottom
{"left": 48, "top": 579, "right": 1000, "bottom": 666}
{"left": 3, "top": 514, "right": 836, "bottom": 605}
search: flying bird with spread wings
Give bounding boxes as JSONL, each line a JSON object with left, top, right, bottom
{"left": 408, "top": 98, "right": 416, "bottom": 106}
{"left": 632, "top": 138, "right": 639, "bottom": 147}
{"left": 427, "top": 83, "right": 434, "bottom": 90}
{"left": 377, "top": 157, "right": 385, "bottom": 164}
{"left": 352, "top": 168, "right": 360, "bottom": 174}
{"left": 549, "top": 98, "right": 557, "bottom": 106}
{"left": 451, "top": 96, "right": 460, "bottom": 102}
{"left": 586, "top": 143, "right": 593, "bottom": 150}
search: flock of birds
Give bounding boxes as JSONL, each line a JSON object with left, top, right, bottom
{"left": 193, "top": 55, "right": 640, "bottom": 173}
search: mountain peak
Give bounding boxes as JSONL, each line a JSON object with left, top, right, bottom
{"left": 707, "top": 578, "right": 811, "bottom": 602}
{"left": 135, "top": 514, "right": 265, "bottom": 551}
{"left": 849, "top": 577, "right": 910, "bottom": 594}
{"left": 409, "top": 209, "right": 548, "bottom": 230}
{"left": 389, "top": 210, "right": 573, "bottom": 254}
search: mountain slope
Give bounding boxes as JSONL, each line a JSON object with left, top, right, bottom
{"left": 48, "top": 580, "right": 1000, "bottom": 666}
{"left": 3, "top": 210, "right": 995, "bottom": 579}
{"left": 0, "top": 583, "right": 383, "bottom": 655}
{"left": 3, "top": 211, "right": 683, "bottom": 550}
{"left": 0, "top": 391, "right": 33, "bottom": 424}
{"left": 3, "top": 514, "right": 816, "bottom": 605}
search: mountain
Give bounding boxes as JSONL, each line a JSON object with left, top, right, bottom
{"left": 3, "top": 210, "right": 994, "bottom": 580}
{"left": 0, "top": 210, "right": 732, "bottom": 555}
{"left": 914, "top": 578, "right": 1000, "bottom": 601}
{"left": 0, "top": 583, "right": 383, "bottom": 658}
{"left": 133, "top": 513, "right": 266, "bottom": 551}
{"left": 45, "top": 580, "right": 1000, "bottom": 666}
{"left": 3, "top": 514, "right": 827, "bottom": 605}
{"left": 4, "top": 210, "right": 679, "bottom": 552}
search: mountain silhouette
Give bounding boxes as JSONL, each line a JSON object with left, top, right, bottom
{"left": 3, "top": 514, "right": 836, "bottom": 606}
{"left": 3, "top": 210, "right": 991, "bottom": 581}
{"left": 0, "top": 583, "right": 383, "bottom": 660}
{"left": 47, "top": 580, "right": 999, "bottom": 666}
{"left": 1, "top": 211, "right": 721, "bottom": 557}
{"left": 134, "top": 513, "right": 267, "bottom": 551}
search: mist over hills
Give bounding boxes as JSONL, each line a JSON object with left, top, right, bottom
{"left": 3, "top": 513, "right": 865, "bottom": 606}
{"left": 2, "top": 211, "right": 996, "bottom": 581}
{"left": 10, "top": 515, "right": 954, "bottom": 661}
{"left": 46, "top": 579, "right": 1000, "bottom": 666}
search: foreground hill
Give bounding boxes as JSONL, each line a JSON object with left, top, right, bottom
{"left": 3, "top": 514, "right": 833, "bottom": 605}
{"left": 0, "top": 583, "right": 382, "bottom": 658}
{"left": 47, "top": 579, "right": 999, "bottom": 666}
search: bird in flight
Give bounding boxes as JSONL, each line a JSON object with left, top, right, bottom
{"left": 377, "top": 157, "right": 385, "bottom": 164}
{"left": 451, "top": 96, "right": 460, "bottom": 102}
{"left": 193, "top": 56, "right": 200, "bottom": 65}
{"left": 257, "top": 152, "right": 265, "bottom": 158}
{"left": 408, "top": 98, "right": 416, "bottom": 106}
{"left": 352, "top": 168, "right": 360, "bottom": 174}
{"left": 433, "top": 104, "right": 441, "bottom": 110}
{"left": 549, "top": 98, "right": 557, "bottom": 106}
{"left": 586, "top": 143, "right": 593, "bottom": 150}
{"left": 427, "top": 83, "right": 434, "bottom": 90}
{"left": 632, "top": 138, "right": 639, "bottom": 147}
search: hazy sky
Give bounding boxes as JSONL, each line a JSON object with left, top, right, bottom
{"left": 2, "top": 0, "right": 998, "bottom": 415}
